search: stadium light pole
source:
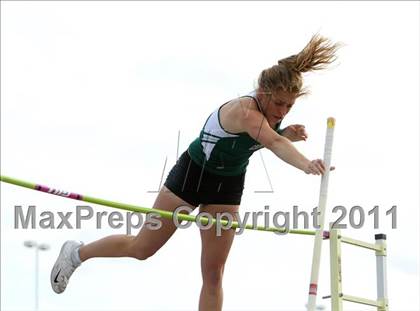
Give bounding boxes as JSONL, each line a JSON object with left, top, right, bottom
{"left": 24, "top": 241, "right": 50, "bottom": 311}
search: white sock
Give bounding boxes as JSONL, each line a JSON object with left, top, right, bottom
{"left": 71, "top": 243, "right": 83, "bottom": 267}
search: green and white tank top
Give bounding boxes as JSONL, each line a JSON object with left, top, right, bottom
{"left": 188, "top": 91, "right": 283, "bottom": 176}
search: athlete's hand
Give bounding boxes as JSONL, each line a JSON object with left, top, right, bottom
{"left": 304, "top": 159, "right": 335, "bottom": 175}
{"left": 281, "top": 124, "right": 308, "bottom": 142}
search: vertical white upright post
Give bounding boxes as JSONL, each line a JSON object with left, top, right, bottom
{"left": 35, "top": 247, "right": 39, "bottom": 311}
{"left": 375, "top": 234, "right": 388, "bottom": 311}
{"left": 329, "top": 228, "right": 343, "bottom": 311}
{"left": 307, "top": 117, "right": 336, "bottom": 311}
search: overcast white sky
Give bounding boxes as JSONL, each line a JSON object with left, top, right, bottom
{"left": 1, "top": 1, "right": 419, "bottom": 311}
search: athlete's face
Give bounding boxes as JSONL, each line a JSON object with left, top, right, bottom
{"left": 260, "top": 89, "right": 296, "bottom": 125}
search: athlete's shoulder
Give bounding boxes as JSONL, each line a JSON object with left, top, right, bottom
{"left": 219, "top": 96, "right": 258, "bottom": 134}
{"left": 229, "top": 95, "right": 260, "bottom": 114}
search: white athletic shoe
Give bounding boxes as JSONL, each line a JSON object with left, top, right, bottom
{"left": 50, "top": 240, "right": 82, "bottom": 294}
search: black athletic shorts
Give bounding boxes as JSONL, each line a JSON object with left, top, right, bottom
{"left": 163, "top": 151, "right": 245, "bottom": 206}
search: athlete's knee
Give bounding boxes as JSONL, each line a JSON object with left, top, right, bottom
{"left": 202, "top": 265, "right": 224, "bottom": 289}
{"left": 129, "top": 241, "right": 158, "bottom": 261}
{"left": 132, "top": 247, "right": 155, "bottom": 260}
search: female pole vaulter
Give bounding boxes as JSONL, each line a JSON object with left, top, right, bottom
{"left": 51, "top": 34, "right": 339, "bottom": 311}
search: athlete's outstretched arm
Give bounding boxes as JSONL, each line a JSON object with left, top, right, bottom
{"left": 241, "top": 110, "right": 325, "bottom": 175}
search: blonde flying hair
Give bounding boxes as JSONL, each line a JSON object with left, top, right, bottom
{"left": 258, "top": 34, "right": 341, "bottom": 97}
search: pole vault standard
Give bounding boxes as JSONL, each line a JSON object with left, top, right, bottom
{"left": 307, "top": 117, "right": 336, "bottom": 311}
